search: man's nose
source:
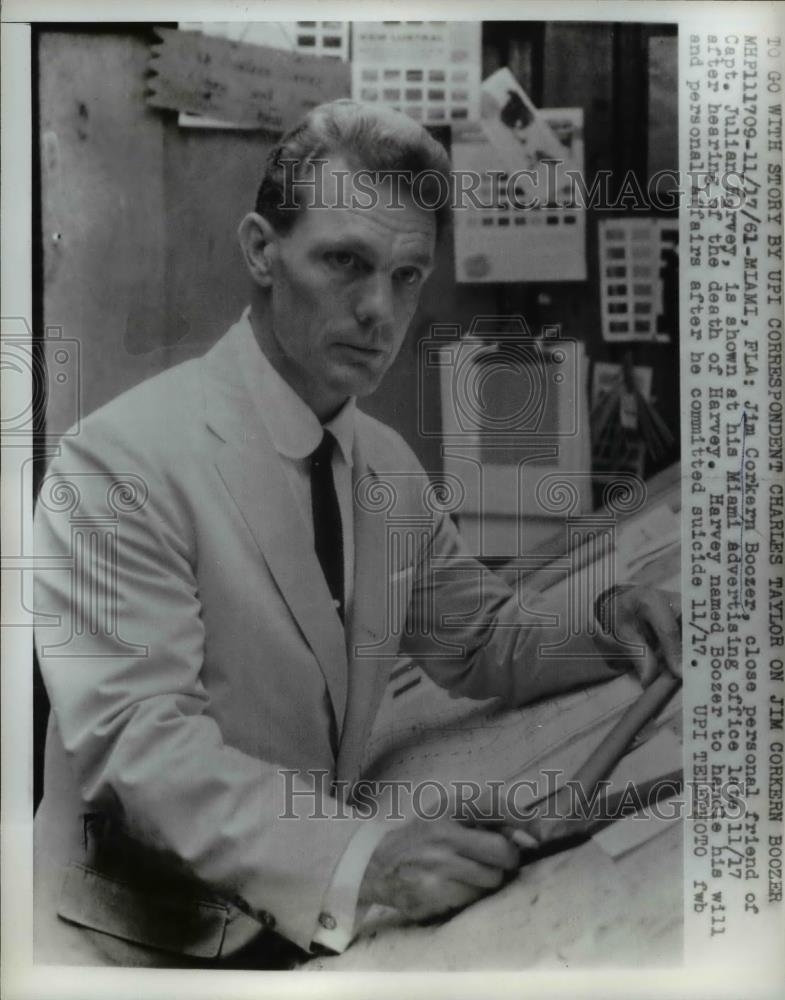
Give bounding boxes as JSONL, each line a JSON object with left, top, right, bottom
{"left": 354, "top": 273, "right": 395, "bottom": 329}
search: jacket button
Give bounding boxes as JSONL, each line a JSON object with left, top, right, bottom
{"left": 259, "top": 910, "right": 276, "bottom": 930}
{"left": 318, "top": 911, "right": 337, "bottom": 931}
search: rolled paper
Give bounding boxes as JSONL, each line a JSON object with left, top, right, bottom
{"left": 499, "top": 672, "right": 682, "bottom": 846}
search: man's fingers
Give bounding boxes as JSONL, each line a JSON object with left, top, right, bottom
{"left": 595, "top": 615, "right": 646, "bottom": 663}
{"left": 612, "top": 588, "right": 683, "bottom": 684}
{"left": 446, "top": 824, "right": 520, "bottom": 870}
{"left": 631, "top": 628, "right": 660, "bottom": 687}
{"left": 364, "top": 818, "right": 519, "bottom": 918}
{"left": 501, "top": 824, "right": 539, "bottom": 851}
{"left": 612, "top": 621, "right": 653, "bottom": 686}
{"left": 656, "top": 601, "right": 683, "bottom": 679}
{"left": 637, "top": 592, "right": 683, "bottom": 680}
{"left": 436, "top": 879, "right": 487, "bottom": 915}
{"left": 437, "top": 854, "right": 511, "bottom": 891}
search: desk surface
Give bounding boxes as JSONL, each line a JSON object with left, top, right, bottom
{"left": 309, "top": 823, "right": 682, "bottom": 971}
{"left": 307, "top": 465, "right": 683, "bottom": 971}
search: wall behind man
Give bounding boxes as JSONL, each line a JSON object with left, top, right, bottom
{"left": 38, "top": 23, "right": 678, "bottom": 479}
{"left": 38, "top": 25, "right": 451, "bottom": 475}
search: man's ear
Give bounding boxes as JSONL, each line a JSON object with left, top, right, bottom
{"left": 238, "top": 212, "right": 279, "bottom": 288}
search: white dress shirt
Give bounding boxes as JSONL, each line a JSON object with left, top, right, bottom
{"left": 242, "top": 311, "right": 388, "bottom": 953}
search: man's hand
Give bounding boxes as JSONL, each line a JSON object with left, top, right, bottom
{"left": 357, "top": 815, "right": 520, "bottom": 922}
{"left": 594, "top": 585, "right": 682, "bottom": 687}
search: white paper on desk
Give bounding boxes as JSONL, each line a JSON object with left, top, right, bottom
{"left": 592, "top": 798, "right": 683, "bottom": 859}
{"left": 616, "top": 502, "right": 681, "bottom": 577}
{"left": 362, "top": 670, "right": 678, "bottom": 815}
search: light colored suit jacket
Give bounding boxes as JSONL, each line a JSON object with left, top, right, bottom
{"left": 33, "top": 316, "right": 578, "bottom": 965}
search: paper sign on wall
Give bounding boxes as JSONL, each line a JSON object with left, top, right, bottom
{"left": 176, "top": 22, "right": 349, "bottom": 129}
{"left": 479, "top": 68, "right": 578, "bottom": 202}
{"left": 453, "top": 105, "right": 586, "bottom": 283}
{"left": 351, "top": 21, "right": 481, "bottom": 125}
{"left": 147, "top": 26, "right": 350, "bottom": 131}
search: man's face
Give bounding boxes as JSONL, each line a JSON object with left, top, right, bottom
{"left": 260, "top": 157, "right": 437, "bottom": 418}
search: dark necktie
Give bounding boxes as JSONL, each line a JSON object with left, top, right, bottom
{"left": 310, "top": 430, "right": 344, "bottom": 623}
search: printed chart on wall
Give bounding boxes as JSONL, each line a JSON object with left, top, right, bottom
{"left": 453, "top": 68, "right": 587, "bottom": 283}
{"left": 598, "top": 217, "right": 678, "bottom": 342}
{"left": 351, "top": 21, "right": 481, "bottom": 125}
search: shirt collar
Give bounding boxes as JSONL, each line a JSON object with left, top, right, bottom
{"left": 240, "top": 307, "right": 355, "bottom": 466}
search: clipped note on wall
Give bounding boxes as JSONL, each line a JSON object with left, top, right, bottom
{"left": 147, "top": 26, "right": 350, "bottom": 131}
{"left": 176, "top": 23, "right": 349, "bottom": 129}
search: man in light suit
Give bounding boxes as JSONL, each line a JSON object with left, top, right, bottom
{"left": 34, "top": 100, "right": 682, "bottom": 968}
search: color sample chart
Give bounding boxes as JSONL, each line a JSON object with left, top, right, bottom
{"left": 452, "top": 108, "right": 586, "bottom": 283}
{"left": 351, "top": 22, "right": 481, "bottom": 125}
{"left": 598, "top": 218, "right": 678, "bottom": 342}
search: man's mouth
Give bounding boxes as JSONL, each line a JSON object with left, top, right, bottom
{"left": 335, "top": 342, "right": 387, "bottom": 359}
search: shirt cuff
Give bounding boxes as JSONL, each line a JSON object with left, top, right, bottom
{"left": 311, "top": 819, "right": 390, "bottom": 953}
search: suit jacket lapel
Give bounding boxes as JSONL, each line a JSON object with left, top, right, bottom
{"left": 201, "top": 321, "right": 349, "bottom": 737}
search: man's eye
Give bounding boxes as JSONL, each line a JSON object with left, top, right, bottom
{"left": 396, "top": 266, "right": 423, "bottom": 286}
{"left": 325, "top": 251, "right": 361, "bottom": 271}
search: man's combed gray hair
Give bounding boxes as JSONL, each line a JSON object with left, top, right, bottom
{"left": 254, "top": 99, "right": 453, "bottom": 239}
